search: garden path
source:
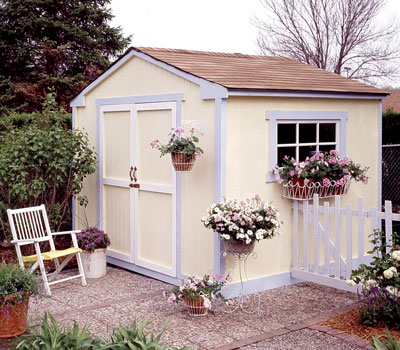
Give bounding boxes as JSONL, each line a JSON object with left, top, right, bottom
{"left": 25, "top": 266, "right": 370, "bottom": 349}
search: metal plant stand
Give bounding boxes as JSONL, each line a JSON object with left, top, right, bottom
{"left": 219, "top": 250, "right": 263, "bottom": 316}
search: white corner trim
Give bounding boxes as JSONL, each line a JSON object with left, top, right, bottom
{"left": 265, "top": 110, "right": 348, "bottom": 182}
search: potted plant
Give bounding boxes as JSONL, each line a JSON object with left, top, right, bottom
{"left": 0, "top": 263, "right": 40, "bottom": 338}
{"left": 151, "top": 127, "right": 203, "bottom": 171}
{"left": 77, "top": 227, "right": 111, "bottom": 279}
{"left": 163, "top": 273, "right": 232, "bottom": 316}
{"left": 202, "top": 195, "right": 282, "bottom": 254}
{"left": 272, "top": 151, "right": 369, "bottom": 199}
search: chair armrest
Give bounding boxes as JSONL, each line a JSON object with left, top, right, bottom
{"left": 51, "top": 230, "right": 81, "bottom": 236}
{"left": 11, "top": 237, "right": 49, "bottom": 245}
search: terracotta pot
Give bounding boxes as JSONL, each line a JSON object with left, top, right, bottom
{"left": 0, "top": 295, "right": 29, "bottom": 338}
{"left": 224, "top": 240, "right": 255, "bottom": 254}
{"left": 171, "top": 153, "right": 196, "bottom": 172}
{"left": 290, "top": 178, "right": 314, "bottom": 199}
{"left": 184, "top": 296, "right": 208, "bottom": 316}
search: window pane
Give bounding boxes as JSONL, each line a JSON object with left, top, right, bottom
{"left": 299, "top": 124, "right": 316, "bottom": 143}
{"left": 278, "top": 124, "right": 296, "bottom": 144}
{"left": 319, "top": 145, "right": 336, "bottom": 154}
{"left": 277, "top": 147, "right": 296, "bottom": 166}
{"left": 299, "top": 146, "right": 316, "bottom": 161}
{"left": 319, "top": 123, "right": 336, "bottom": 142}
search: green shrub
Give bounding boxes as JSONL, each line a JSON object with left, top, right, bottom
{"left": 15, "top": 312, "right": 189, "bottom": 350}
{"left": 0, "top": 98, "right": 96, "bottom": 241}
{"left": 369, "top": 328, "right": 400, "bottom": 350}
{"left": 15, "top": 312, "right": 102, "bottom": 350}
{"left": 383, "top": 108, "right": 400, "bottom": 145}
{"left": 0, "top": 263, "right": 40, "bottom": 299}
{"left": 103, "top": 318, "right": 189, "bottom": 350}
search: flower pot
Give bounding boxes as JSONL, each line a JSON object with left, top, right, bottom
{"left": 0, "top": 295, "right": 29, "bottom": 338}
{"left": 81, "top": 248, "right": 107, "bottom": 279}
{"left": 224, "top": 240, "right": 255, "bottom": 254}
{"left": 171, "top": 152, "right": 196, "bottom": 172}
{"left": 184, "top": 296, "right": 208, "bottom": 316}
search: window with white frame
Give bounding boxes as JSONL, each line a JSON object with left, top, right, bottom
{"left": 265, "top": 110, "right": 348, "bottom": 182}
{"left": 276, "top": 121, "right": 338, "bottom": 166}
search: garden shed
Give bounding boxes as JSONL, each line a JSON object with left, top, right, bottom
{"left": 70, "top": 47, "right": 388, "bottom": 293}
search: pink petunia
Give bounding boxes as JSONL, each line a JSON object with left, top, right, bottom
{"left": 289, "top": 170, "right": 295, "bottom": 177}
{"left": 215, "top": 274, "right": 223, "bottom": 282}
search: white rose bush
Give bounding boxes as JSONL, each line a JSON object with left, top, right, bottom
{"left": 201, "top": 195, "right": 282, "bottom": 245}
{"left": 347, "top": 230, "right": 400, "bottom": 329}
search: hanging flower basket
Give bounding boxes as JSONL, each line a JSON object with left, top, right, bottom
{"left": 224, "top": 240, "right": 255, "bottom": 254}
{"left": 184, "top": 296, "right": 208, "bottom": 316}
{"left": 171, "top": 152, "right": 196, "bottom": 172}
{"left": 282, "top": 177, "right": 351, "bottom": 200}
{"left": 0, "top": 295, "right": 29, "bottom": 338}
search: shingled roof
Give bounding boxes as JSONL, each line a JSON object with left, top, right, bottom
{"left": 134, "top": 47, "right": 387, "bottom": 96}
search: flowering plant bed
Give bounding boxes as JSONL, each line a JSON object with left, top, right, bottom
{"left": 320, "top": 309, "right": 400, "bottom": 343}
{"left": 347, "top": 230, "right": 400, "bottom": 330}
{"left": 272, "top": 150, "right": 369, "bottom": 200}
{"left": 151, "top": 127, "right": 203, "bottom": 171}
{"left": 202, "top": 195, "right": 281, "bottom": 245}
{"left": 163, "top": 273, "right": 232, "bottom": 315}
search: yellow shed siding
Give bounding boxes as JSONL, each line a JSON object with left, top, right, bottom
{"left": 225, "top": 97, "right": 379, "bottom": 281}
{"left": 75, "top": 55, "right": 216, "bottom": 278}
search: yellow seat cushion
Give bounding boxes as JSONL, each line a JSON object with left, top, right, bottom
{"left": 22, "top": 247, "right": 82, "bottom": 262}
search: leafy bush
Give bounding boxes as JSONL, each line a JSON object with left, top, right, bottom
{"left": 348, "top": 230, "right": 400, "bottom": 329}
{"left": 15, "top": 312, "right": 188, "bottom": 350}
{"left": 369, "top": 327, "right": 400, "bottom": 350}
{"left": 15, "top": 312, "right": 102, "bottom": 350}
{"left": 383, "top": 108, "right": 400, "bottom": 145}
{"left": 0, "top": 94, "right": 96, "bottom": 242}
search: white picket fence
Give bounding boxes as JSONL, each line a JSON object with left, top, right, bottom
{"left": 291, "top": 194, "right": 400, "bottom": 292}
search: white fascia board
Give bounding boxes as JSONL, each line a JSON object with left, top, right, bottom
{"left": 70, "top": 49, "right": 228, "bottom": 107}
{"left": 228, "top": 89, "right": 388, "bottom": 100}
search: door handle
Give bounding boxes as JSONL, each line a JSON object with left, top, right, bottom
{"left": 129, "top": 166, "right": 140, "bottom": 188}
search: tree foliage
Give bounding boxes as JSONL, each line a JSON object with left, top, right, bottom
{"left": 383, "top": 108, "right": 400, "bottom": 145}
{"left": 0, "top": 94, "right": 97, "bottom": 241}
{"left": 254, "top": 0, "right": 400, "bottom": 83}
{"left": 0, "top": 0, "right": 131, "bottom": 114}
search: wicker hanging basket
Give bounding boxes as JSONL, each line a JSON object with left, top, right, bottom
{"left": 0, "top": 295, "right": 29, "bottom": 338}
{"left": 224, "top": 240, "right": 255, "bottom": 254}
{"left": 171, "top": 152, "right": 196, "bottom": 172}
{"left": 184, "top": 296, "right": 208, "bottom": 316}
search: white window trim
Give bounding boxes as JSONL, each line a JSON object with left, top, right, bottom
{"left": 265, "top": 110, "right": 348, "bottom": 182}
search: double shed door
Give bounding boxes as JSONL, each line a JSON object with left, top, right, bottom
{"left": 100, "top": 102, "right": 177, "bottom": 277}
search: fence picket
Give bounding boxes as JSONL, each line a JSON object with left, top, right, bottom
{"left": 303, "top": 200, "right": 309, "bottom": 272}
{"left": 313, "top": 195, "right": 319, "bottom": 274}
{"left": 384, "top": 200, "right": 393, "bottom": 252}
{"left": 293, "top": 201, "right": 299, "bottom": 269}
{"left": 346, "top": 204, "right": 352, "bottom": 279}
{"left": 357, "top": 198, "right": 364, "bottom": 266}
{"left": 323, "top": 201, "right": 330, "bottom": 276}
{"left": 334, "top": 196, "right": 341, "bottom": 278}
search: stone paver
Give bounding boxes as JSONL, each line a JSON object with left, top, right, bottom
{"left": 24, "top": 266, "right": 364, "bottom": 349}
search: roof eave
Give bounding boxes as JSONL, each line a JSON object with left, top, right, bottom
{"left": 227, "top": 88, "right": 388, "bottom": 100}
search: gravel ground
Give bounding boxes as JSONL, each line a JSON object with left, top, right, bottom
{"left": 240, "top": 328, "right": 363, "bottom": 350}
{"left": 22, "top": 266, "right": 361, "bottom": 349}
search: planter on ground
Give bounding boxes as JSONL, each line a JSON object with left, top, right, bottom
{"left": 81, "top": 248, "right": 107, "bottom": 279}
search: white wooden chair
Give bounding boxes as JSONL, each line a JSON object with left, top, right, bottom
{"left": 7, "top": 205, "right": 86, "bottom": 296}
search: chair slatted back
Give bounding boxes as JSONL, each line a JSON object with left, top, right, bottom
{"left": 7, "top": 205, "right": 52, "bottom": 242}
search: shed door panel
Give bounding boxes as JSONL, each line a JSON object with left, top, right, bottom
{"left": 101, "top": 106, "right": 134, "bottom": 262}
{"left": 133, "top": 103, "right": 176, "bottom": 277}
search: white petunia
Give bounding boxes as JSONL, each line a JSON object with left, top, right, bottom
{"left": 393, "top": 250, "right": 400, "bottom": 261}
{"left": 383, "top": 269, "right": 394, "bottom": 279}
{"left": 346, "top": 279, "right": 356, "bottom": 286}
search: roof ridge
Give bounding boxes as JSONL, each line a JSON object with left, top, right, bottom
{"left": 134, "top": 46, "right": 283, "bottom": 60}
